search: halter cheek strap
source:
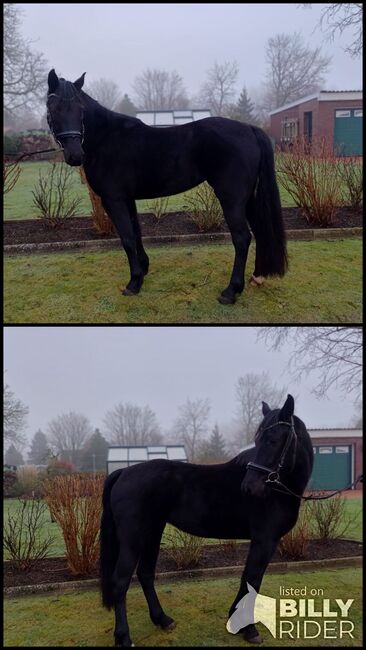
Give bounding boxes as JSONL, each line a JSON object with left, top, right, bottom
{"left": 246, "top": 417, "right": 296, "bottom": 482}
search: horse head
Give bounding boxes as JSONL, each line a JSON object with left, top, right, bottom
{"left": 46, "top": 69, "right": 86, "bottom": 166}
{"left": 241, "top": 394, "right": 297, "bottom": 499}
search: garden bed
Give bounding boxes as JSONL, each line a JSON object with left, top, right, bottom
{"left": 4, "top": 539, "right": 362, "bottom": 589}
{"left": 3, "top": 206, "right": 362, "bottom": 246}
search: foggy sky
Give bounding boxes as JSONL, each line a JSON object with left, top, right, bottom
{"left": 18, "top": 3, "right": 362, "bottom": 106}
{"left": 4, "top": 327, "right": 359, "bottom": 451}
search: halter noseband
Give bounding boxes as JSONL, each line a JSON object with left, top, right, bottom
{"left": 47, "top": 92, "right": 84, "bottom": 146}
{"left": 246, "top": 417, "right": 296, "bottom": 484}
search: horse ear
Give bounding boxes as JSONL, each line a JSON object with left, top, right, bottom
{"left": 279, "top": 394, "right": 294, "bottom": 422}
{"left": 262, "top": 401, "right": 271, "bottom": 416}
{"left": 74, "top": 72, "right": 86, "bottom": 91}
{"left": 48, "top": 69, "right": 59, "bottom": 93}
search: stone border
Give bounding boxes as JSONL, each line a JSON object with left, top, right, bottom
{"left": 3, "top": 227, "right": 362, "bottom": 256}
{"left": 4, "top": 555, "right": 362, "bottom": 598}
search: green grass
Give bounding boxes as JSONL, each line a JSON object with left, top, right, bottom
{"left": 4, "top": 160, "right": 296, "bottom": 221}
{"left": 4, "top": 238, "right": 362, "bottom": 323}
{"left": 4, "top": 568, "right": 362, "bottom": 646}
{"left": 3, "top": 496, "right": 362, "bottom": 561}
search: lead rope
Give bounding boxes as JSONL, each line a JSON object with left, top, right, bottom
{"left": 268, "top": 473, "right": 363, "bottom": 500}
{"left": 4, "top": 147, "right": 63, "bottom": 165}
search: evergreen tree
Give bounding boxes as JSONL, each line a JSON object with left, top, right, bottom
{"left": 115, "top": 93, "right": 137, "bottom": 116}
{"left": 28, "top": 429, "right": 49, "bottom": 464}
{"left": 5, "top": 443, "right": 24, "bottom": 466}
{"left": 232, "top": 86, "right": 257, "bottom": 124}
{"left": 198, "top": 423, "right": 227, "bottom": 463}
{"left": 80, "top": 428, "right": 109, "bottom": 472}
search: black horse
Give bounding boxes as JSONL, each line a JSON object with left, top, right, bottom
{"left": 46, "top": 70, "right": 287, "bottom": 304}
{"left": 100, "top": 394, "right": 313, "bottom": 646}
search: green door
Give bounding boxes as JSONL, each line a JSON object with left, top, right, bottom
{"left": 334, "top": 108, "right": 363, "bottom": 156}
{"left": 309, "top": 445, "right": 352, "bottom": 490}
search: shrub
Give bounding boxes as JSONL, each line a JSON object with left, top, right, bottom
{"left": 3, "top": 159, "right": 21, "bottom": 195}
{"left": 32, "top": 162, "right": 83, "bottom": 228}
{"left": 46, "top": 458, "right": 76, "bottom": 477}
{"left": 337, "top": 156, "right": 363, "bottom": 209}
{"left": 3, "top": 134, "right": 21, "bottom": 156}
{"left": 278, "top": 503, "right": 311, "bottom": 560}
{"left": 3, "top": 470, "right": 18, "bottom": 497}
{"left": 16, "top": 465, "right": 40, "bottom": 497}
{"left": 276, "top": 137, "right": 343, "bottom": 226}
{"left": 146, "top": 196, "right": 170, "bottom": 223}
{"left": 184, "top": 182, "right": 224, "bottom": 232}
{"left": 43, "top": 474, "right": 104, "bottom": 575}
{"left": 308, "top": 493, "right": 360, "bottom": 544}
{"left": 4, "top": 498, "right": 55, "bottom": 570}
{"left": 164, "top": 527, "right": 204, "bottom": 570}
{"left": 79, "top": 166, "right": 116, "bottom": 235}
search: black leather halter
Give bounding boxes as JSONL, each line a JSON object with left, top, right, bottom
{"left": 47, "top": 92, "right": 84, "bottom": 147}
{"left": 246, "top": 417, "right": 297, "bottom": 484}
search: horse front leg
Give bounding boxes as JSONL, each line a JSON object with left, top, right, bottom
{"left": 101, "top": 196, "right": 145, "bottom": 295}
{"left": 228, "top": 537, "right": 278, "bottom": 644}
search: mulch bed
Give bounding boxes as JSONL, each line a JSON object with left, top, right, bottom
{"left": 4, "top": 539, "right": 362, "bottom": 588}
{"left": 3, "top": 207, "right": 362, "bottom": 246}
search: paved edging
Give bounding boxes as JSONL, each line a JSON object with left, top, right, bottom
{"left": 3, "top": 227, "right": 362, "bottom": 256}
{"left": 4, "top": 555, "right": 362, "bottom": 598}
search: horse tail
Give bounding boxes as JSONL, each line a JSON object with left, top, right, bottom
{"left": 100, "top": 469, "right": 122, "bottom": 610}
{"left": 247, "top": 126, "right": 288, "bottom": 277}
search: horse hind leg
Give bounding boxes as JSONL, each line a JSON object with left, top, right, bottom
{"left": 136, "top": 526, "right": 176, "bottom": 631}
{"left": 113, "top": 545, "right": 140, "bottom": 647}
{"left": 246, "top": 192, "right": 265, "bottom": 288}
{"left": 218, "top": 197, "right": 252, "bottom": 305}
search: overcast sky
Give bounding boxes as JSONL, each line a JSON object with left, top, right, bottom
{"left": 4, "top": 327, "right": 359, "bottom": 451}
{"left": 18, "top": 3, "right": 362, "bottom": 105}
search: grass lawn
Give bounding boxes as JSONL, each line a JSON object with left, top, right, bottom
{"left": 4, "top": 568, "right": 362, "bottom": 646}
{"left": 4, "top": 160, "right": 295, "bottom": 221}
{"left": 3, "top": 238, "right": 362, "bottom": 324}
{"left": 3, "top": 496, "right": 362, "bottom": 561}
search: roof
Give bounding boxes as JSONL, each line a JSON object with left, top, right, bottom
{"left": 107, "top": 445, "right": 187, "bottom": 463}
{"left": 136, "top": 109, "right": 211, "bottom": 127}
{"left": 309, "top": 428, "right": 362, "bottom": 439}
{"left": 269, "top": 91, "right": 363, "bottom": 116}
{"left": 239, "top": 428, "right": 362, "bottom": 452}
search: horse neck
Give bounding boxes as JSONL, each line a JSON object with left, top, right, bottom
{"left": 81, "top": 92, "right": 137, "bottom": 142}
{"left": 284, "top": 425, "right": 313, "bottom": 493}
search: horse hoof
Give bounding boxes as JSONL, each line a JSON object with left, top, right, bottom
{"left": 163, "top": 621, "right": 176, "bottom": 631}
{"left": 218, "top": 294, "right": 235, "bottom": 305}
{"left": 249, "top": 274, "right": 265, "bottom": 287}
{"left": 244, "top": 634, "right": 262, "bottom": 644}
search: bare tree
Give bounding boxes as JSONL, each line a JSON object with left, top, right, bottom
{"left": 47, "top": 412, "right": 93, "bottom": 465}
{"left": 301, "top": 3, "right": 362, "bottom": 58}
{"left": 133, "top": 68, "right": 189, "bottom": 110}
{"left": 4, "top": 383, "right": 29, "bottom": 446}
{"left": 173, "top": 398, "right": 210, "bottom": 462}
{"left": 103, "top": 403, "right": 162, "bottom": 445}
{"left": 264, "top": 32, "right": 331, "bottom": 110}
{"left": 4, "top": 4, "right": 48, "bottom": 118}
{"left": 234, "top": 372, "right": 286, "bottom": 449}
{"left": 86, "top": 78, "right": 121, "bottom": 110}
{"left": 258, "top": 327, "right": 362, "bottom": 399}
{"left": 199, "top": 61, "right": 239, "bottom": 116}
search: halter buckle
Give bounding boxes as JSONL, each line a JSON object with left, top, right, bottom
{"left": 266, "top": 471, "right": 280, "bottom": 483}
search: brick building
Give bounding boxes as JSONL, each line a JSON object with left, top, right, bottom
{"left": 269, "top": 90, "right": 363, "bottom": 155}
